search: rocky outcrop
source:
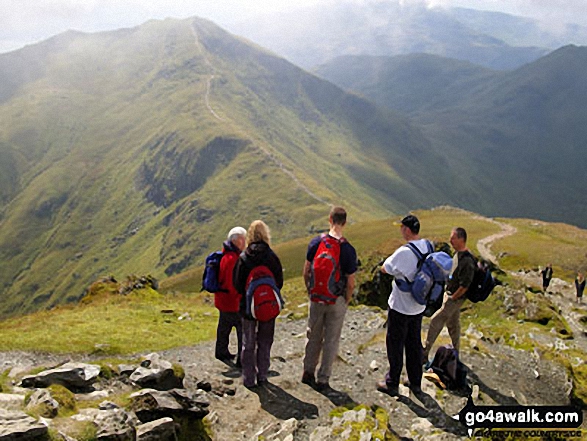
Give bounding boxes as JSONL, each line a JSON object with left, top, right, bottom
{"left": 129, "top": 353, "right": 184, "bottom": 391}
{"left": 25, "top": 389, "right": 59, "bottom": 418}
{"left": 20, "top": 362, "right": 101, "bottom": 390}
{"left": 136, "top": 417, "right": 178, "bottom": 441}
{"left": 0, "top": 409, "right": 49, "bottom": 440}
{"left": 129, "top": 388, "right": 209, "bottom": 422}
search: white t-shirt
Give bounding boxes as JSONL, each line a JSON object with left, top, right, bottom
{"left": 383, "top": 239, "right": 430, "bottom": 315}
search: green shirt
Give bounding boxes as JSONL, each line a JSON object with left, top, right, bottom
{"left": 447, "top": 251, "right": 476, "bottom": 294}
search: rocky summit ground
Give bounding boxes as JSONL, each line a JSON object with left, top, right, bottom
{"left": 1, "top": 261, "right": 586, "bottom": 439}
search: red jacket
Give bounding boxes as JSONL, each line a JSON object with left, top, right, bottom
{"left": 215, "top": 241, "right": 241, "bottom": 313}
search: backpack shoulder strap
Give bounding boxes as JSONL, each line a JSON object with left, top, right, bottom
{"left": 405, "top": 240, "right": 432, "bottom": 262}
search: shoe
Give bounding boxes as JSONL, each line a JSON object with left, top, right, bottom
{"left": 403, "top": 380, "right": 422, "bottom": 394}
{"left": 315, "top": 381, "right": 329, "bottom": 392}
{"left": 244, "top": 382, "right": 258, "bottom": 390}
{"left": 301, "top": 371, "right": 316, "bottom": 386}
{"left": 258, "top": 378, "right": 269, "bottom": 386}
{"left": 215, "top": 353, "right": 234, "bottom": 363}
{"left": 423, "top": 371, "right": 446, "bottom": 389}
{"left": 376, "top": 380, "right": 399, "bottom": 396}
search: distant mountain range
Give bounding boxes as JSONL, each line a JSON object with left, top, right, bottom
{"left": 0, "top": 17, "right": 447, "bottom": 316}
{"left": 1, "top": 12, "right": 586, "bottom": 317}
{"left": 316, "top": 45, "right": 587, "bottom": 227}
{"left": 228, "top": 1, "right": 587, "bottom": 70}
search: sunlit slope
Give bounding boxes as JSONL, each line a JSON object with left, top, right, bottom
{"left": 0, "top": 17, "right": 446, "bottom": 316}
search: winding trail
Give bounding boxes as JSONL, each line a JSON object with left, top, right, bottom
{"left": 189, "top": 22, "right": 329, "bottom": 207}
{"left": 474, "top": 216, "right": 518, "bottom": 264}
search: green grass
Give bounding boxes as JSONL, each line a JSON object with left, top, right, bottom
{"left": 492, "top": 218, "right": 587, "bottom": 281}
{"left": 0, "top": 287, "right": 217, "bottom": 354}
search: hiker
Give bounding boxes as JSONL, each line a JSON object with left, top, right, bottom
{"left": 422, "top": 227, "right": 476, "bottom": 363}
{"left": 541, "top": 263, "right": 553, "bottom": 292}
{"left": 575, "top": 272, "right": 585, "bottom": 304}
{"left": 301, "top": 206, "right": 357, "bottom": 391}
{"left": 233, "top": 220, "right": 283, "bottom": 389}
{"left": 376, "top": 214, "right": 429, "bottom": 396}
{"left": 214, "top": 226, "right": 247, "bottom": 366}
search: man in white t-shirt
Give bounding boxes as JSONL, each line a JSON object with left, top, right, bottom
{"left": 377, "top": 214, "right": 428, "bottom": 396}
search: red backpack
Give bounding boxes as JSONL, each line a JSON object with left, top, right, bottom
{"left": 309, "top": 235, "right": 347, "bottom": 304}
{"left": 245, "top": 266, "right": 284, "bottom": 321}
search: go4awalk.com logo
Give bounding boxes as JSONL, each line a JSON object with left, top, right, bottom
{"left": 454, "top": 396, "right": 584, "bottom": 438}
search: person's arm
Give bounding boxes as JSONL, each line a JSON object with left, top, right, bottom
{"left": 303, "top": 260, "right": 312, "bottom": 291}
{"left": 450, "top": 254, "right": 475, "bottom": 300}
{"left": 345, "top": 273, "right": 355, "bottom": 304}
{"left": 450, "top": 285, "right": 468, "bottom": 301}
{"left": 270, "top": 251, "right": 284, "bottom": 289}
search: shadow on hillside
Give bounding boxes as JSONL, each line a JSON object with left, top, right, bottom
{"left": 316, "top": 385, "right": 357, "bottom": 408}
{"left": 253, "top": 382, "right": 319, "bottom": 420}
{"left": 397, "top": 391, "right": 468, "bottom": 437}
{"left": 467, "top": 368, "right": 520, "bottom": 406}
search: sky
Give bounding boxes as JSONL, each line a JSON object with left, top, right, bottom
{"left": 1, "top": 0, "right": 586, "bottom": 54}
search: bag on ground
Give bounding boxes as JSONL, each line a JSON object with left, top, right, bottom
{"left": 309, "top": 234, "right": 347, "bottom": 304}
{"left": 245, "top": 265, "right": 284, "bottom": 321}
{"left": 202, "top": 250, "right": 224, "bottom": 293}
{"left": 428, "top": 345, "right": 468, "bottom": 390}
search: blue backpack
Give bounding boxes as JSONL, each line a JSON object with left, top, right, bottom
{"left": 202, "top": 250, "right": 224, "bottom": 293}
{"left": 396, "top": 241, "right": 453, "bottom": 314}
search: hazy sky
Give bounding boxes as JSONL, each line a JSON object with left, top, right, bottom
{"left": 1, "top": 0, "right": 586, "bottom": 54}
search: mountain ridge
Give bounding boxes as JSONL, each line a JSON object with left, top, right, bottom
{"left": 0, "top": 17, "right": 447, "bottom": 317}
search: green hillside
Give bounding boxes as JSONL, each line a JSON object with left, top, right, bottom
{"left": 316, "top": 46, "right": 587, "bottom": 228}
{"left": 0, "top": 17, "right": 449, "bottom": 317}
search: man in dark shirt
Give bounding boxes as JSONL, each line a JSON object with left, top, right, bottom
{"left": 541, "top": 263, "right": 553, "bottom": 292}
{"left": 301, "top": 206, "right": 357, "bottom": 390}
{"left": 423, "top": 227, "right": 475, "bottom": 362}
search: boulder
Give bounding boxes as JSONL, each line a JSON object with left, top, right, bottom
{"left": 136, "top": 417, "right": 178, "bottom": 441}
{"left": 94, "top": 407, "right": 139, "bottom": 441}
{"left": 0, "top": 393, "right": 25, "bottom": 411}
{"left": 26, "top": 389, "right": 59, "bottom": 418}
{"left": 0, "top": 408, "right": 48, "bottom": 440}
{"left": 20, "top": 363, "right": 101, "bottom": 390}
{"left": 129, "top": 388, "right": 209, "bottom": 423}
{"left": 129, "top": 354, "right": 183, "bottom": 391}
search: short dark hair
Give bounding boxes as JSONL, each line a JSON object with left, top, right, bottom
{"left": 401, "top": 215, "right": 420, "bottom": 234}
{"left": 453, "top": 227, "right": 467, "bottom": 242}
{"left": 330, "top": 206, "right": 347, "bottom": 226}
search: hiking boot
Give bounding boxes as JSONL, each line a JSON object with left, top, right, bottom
{"left": 315, "top": 381, "right": 329, "bottom": 392}
{"left": 376, "top": 380, "right": 399, "bottom": 396}
{"left": 301, "top": 371, "right": 316, "bottom": 386}
{"left": 423, "top": 371, "right": 446, "bottom": 389}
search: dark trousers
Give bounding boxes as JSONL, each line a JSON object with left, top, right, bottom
{"left": 385, "top": 308, "right": 423, "bottom": 389}
{"left": 215, "top": 311, "right": 243, "bottom": 360}
{"left": 241, "top": 318, "right": 275, "bottom": 387}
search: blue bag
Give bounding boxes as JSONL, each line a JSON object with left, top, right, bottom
{"left": 202, "top": 250, "right": 224, "bottom": 293}
{"left": 396, "top": 241, "right": 453, "bottom": 312}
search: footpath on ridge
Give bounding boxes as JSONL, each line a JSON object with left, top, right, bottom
{"left": 0, "top": 219, "right": 585, "bottom": 440}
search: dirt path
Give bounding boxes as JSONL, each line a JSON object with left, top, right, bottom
{"left": 474, "top": 217, "right": 517, "bottom": 263}
{"left": 189, "top": 21, "right": 330, "bottom": 208}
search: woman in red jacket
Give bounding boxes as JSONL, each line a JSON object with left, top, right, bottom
{"left": 215, "top": 226, "right": 247, "bottom": 366}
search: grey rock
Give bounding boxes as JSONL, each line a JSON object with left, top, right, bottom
{"left": 95, "top": 408, "right": 138, "bottom": 441}
{"left": 0, "top": 394, "right": 25, "bottom": 411}
{"left": 130, "top": 355, "right": 183, "bottom": 391}
{"left": 20, "top": 363, "right": 101, "bottom": 390}
{"left": 26, "top": 389, "right": 59, "bottom": 418}
{"left": 136, "top": 417, "right": 177, "bottom": 441}
{"left": 130, "top": 388, "right": 209, "bottom": 423}
{"left": 0, "top": 408, "right": 48, "bottom": 440}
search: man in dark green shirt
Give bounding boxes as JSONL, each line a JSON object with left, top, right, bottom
{"left": 423, "top": 227, "right": 476, "bottom": 362}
